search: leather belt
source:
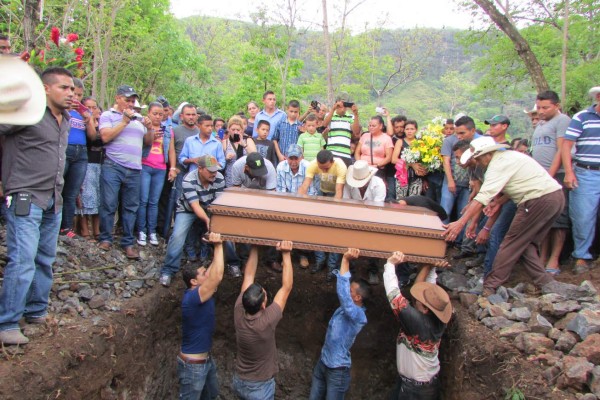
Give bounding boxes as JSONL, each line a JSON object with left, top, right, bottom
{"left": 399, "top": 373, "right": 439, "bottom": 386}
{"left": 575, "top": 162, "right": 600, "bottom": 170}
{"left": 178, "top": 352, "right": 210, "bottom": 364}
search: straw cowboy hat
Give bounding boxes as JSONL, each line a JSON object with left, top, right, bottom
{"left": 410, "top": 282, "right": 453, "bottom": 323}
{"left": 0, "top": 55, "right": 46, "bottom": 125}
{"left": 346, "top": 160, "right": 377, "bottom": 188}
{"left": 459, "top": 136, "right": 496, "bottom": 165}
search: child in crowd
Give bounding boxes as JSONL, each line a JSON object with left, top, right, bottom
{"left": 297, "top": 114, "right": 326, "bottom": 162}
{"left": 254, "top": 120, "right": 279, "bottom": 167}
{"left": 393, "top": 120, "right": 424, "bottom": 198}
{"left": 273, "top": 100, "right": 301, "bottom": 162}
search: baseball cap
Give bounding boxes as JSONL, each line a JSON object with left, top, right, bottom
{"left": 286, "top": 144, "right": 303, "bottom": 158}
{"left": 197, "top": 155, "right": 220, "bottom": 172}
{"left": 116, "top": 85, "right": 138, "bottom": 98}
{"left": 484, "top": 115, "right": 510, "bottom": 126}
{"left": 156, "top": 96, "right": 169, "bottom": 108}
{"left": 246, "top": 152, "right": 268, "bottom": 177}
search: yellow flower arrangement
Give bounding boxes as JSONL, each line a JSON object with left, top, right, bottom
{"left": 400, "top": 116, "right": 445, "bottom": 172}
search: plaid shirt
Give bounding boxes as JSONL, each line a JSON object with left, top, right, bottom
{"left": 272, "top": 119, "right": 301, "bottom": 157}
{"left": 276, "top": 159, "right": 317, "bottom": 195}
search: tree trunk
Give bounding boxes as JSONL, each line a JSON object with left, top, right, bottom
{"left": 22, "top": 0, "right": 41, "bottom": 51}
{"left": 473, "top": 0, "right": 549, "bottom": 92}
{"left": 322, "top": 0, "right": 334, "bottom": 106}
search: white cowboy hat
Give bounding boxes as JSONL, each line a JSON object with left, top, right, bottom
{"left": 473, "top": 141, "right": 510, "bottom": 159}
{"left": 346, "top": 160, "right": 376, "bottom": 188}
{"left": 0, "top": 55, "right": 46, "bottom": 125}
{"left": 460, "top": 136, "right": 496, "bottom": 165}
{"left": 523, "top": 104, "right": 537, "bottom": 114}
{"left": 589, "top": 87, "right": 600, "bottom": 98}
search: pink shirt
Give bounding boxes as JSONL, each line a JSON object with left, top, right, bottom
{"left": 142, "top": 134, "right": 168, "bottom": 170}
{"left": 359, "top": 132, "right": 393, "bottom": 166}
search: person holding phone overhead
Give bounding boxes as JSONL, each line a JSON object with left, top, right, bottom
{"left": 322, "top": 94, "right": 361, "bottom": 167}
{"left": 0, "top": 62, "right": 73, "bottom": 345}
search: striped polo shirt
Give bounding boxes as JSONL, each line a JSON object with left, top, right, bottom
{"left": 177, "top": 170, "right": 225, "bottom": 213}
{"left": 565, "top": 105, "right": 600, "bottom": 165}
{"left": 326, "top": 111, "right": 354, "bottom": 160}
{"left": 99, "top": 108, "right": 147, "bottom": 170}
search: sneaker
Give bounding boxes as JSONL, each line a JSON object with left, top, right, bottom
{"left": 159, "top": 274, "right": 171, "bottom": 287}
{"left": 228, "top": 264, "right": 242, "bottom": 278}
{"left": 149, "top": 233, "right": 159, "bottom": 246}
{"left": 0, "top": 329, "right": 29, "bottom": 345}
{"left": 368, "top": 271, "right": 380, "bottom": 285}
{"left": 60, "top": 229, "right": 79, "bottom": 240}
{"left": 25, "top": 316, "right": 47, "bottom": 325}
{"left": 137, "top": 232, "right": 147, "bottom": 246}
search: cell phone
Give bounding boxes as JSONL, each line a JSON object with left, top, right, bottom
{"left": 375, "top": 107, "right": 384, "bottom": 113}
{"left": 75, "top": 101, "right": 89, "bottom": 116}
{"left": 343, "top": 102, "right": 354, "bottom": 108}
{"left": 218, "top": 128, "right": 225, "bottom": 140}
{"left": 15, "top": 193, "right": 32, "bottom": 216}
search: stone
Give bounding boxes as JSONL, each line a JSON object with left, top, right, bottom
{"left": 496, "top": 286, "right": 509, "bottom": 302}
{"left": 508, "top": 307, "right": 531, "bottom": 322}
{"left": 542, "top": 300, "right": 582, "bottom": 319}
{"left": 555, "top": 331, "right": 578, "bottom": 353}
{"left": 123, "top": 265, "right": 137, "bottom": 277}
{"left": 543, "top": 365, "right": 561, "bottom": 384}
{"left": 57, "top": 290, "right": 73, "bottom": 301}
{"left": 507, "top": 287, "right": 525, "bottom": 300}
{"left": 555, "top": 313, "right": 578, "bottom": 330}
{"left": 488, "top": 305, "right": 511, "bottom": 318}
{"left": 529, "top": 351, "right": 561, "bottom": 366}
{"left": 528, "top": 313, "right": 553, "bottom": 335}
{"left": 579, "top": 394, "right": 598, "bottom": 400}
{"left": 514, "top": 332, "right": 555, "bottom": 355}
{"left": 477, "top": 297, "right": 491, "bottom": 309}
{"left": 548, "top": 328, "right": 563, "bottom": 341}
{"left": 482, "top": 316, "right": 515, "bottom": 331}
{"left": 499, "top": 322, "right": 530, "bottom": 338}
{"left": 570, "top": 334, "right": 600, "bottom": 364}
{"left": 567, "top": 309, "right": 600, "bottom": 339}
{"left": 459, "top": 293, "right": 478, "bottom": 308}
{"left": 581, "top": 280, "right": 598, "bottom": 295}
{"left": 540, "top": 293, "right": 567, "bottom": 304}
{"left": 88, "top": 295, "right": 106, "bottom": 309}
{"left": 487, "top": 294, "right": 505, "bottom": 305}
{"left": 556, "top": 355, "right": 594, "bottom": 391}
{"left": 437, "top": 271, "right": 469, "bottom": 291}
{"left": 591, "top": 366, "right": 600, "bottom": 398}
{"left": 512, "top": 297, "right": 541, "bottom": 312}
{"left": 79, "top": 288, "right": 95, "bottom": 301}
{"left": 543, "top": 280, "right": 597, "bottom": 301}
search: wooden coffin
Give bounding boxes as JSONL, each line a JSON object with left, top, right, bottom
{"left": 209, "top": 188, "right": 447, "bottom": 263}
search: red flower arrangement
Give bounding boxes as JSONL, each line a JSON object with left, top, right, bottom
{"left": 26, "top": 26, "right": 86, "bottom": 77}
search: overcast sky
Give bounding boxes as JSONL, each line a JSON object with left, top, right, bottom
{"left": 170, "top": 0, "right": 474, "bottom": 31}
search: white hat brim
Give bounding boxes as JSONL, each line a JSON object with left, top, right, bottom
{"left": 346, "top": 165, "right": 376, "bottom": 188}
{"left": 0, "top": 56, "right": 46, "bottom": 125}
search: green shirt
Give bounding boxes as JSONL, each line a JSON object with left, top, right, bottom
{"left": 326, "top": 112, "right": 354, "bottom": 160}
{"left": 297, "top": 132, "right": 326, "bottom": 161}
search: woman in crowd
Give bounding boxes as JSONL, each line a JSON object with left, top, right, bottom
{"left": 78, "top": 97, "right": 103, "bottom": 240}
{"left": 393, "top": 119, "right": 424, "bottom": 197}
{"left": 244, "top": 101, "right": 260, "bottom": 137}
{"left": 354, "top": 115, "right": 393, "bottom": 180}
{"left": 137, "top": 102, "right": 172, "bottom": 246}
{"left": 222, "top": 115, "right": 257, "bottom": 187}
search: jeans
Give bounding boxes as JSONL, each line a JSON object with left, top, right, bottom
{"left": 315, "top": 252, "right": 341, "bottom": 272}
{"left": 61, "top": 144, "right": 88, "bottom": 230}
{"left": 569, "top": 166, "right": 600, "bottom": 260}
{"left": 232, "top": 374, "right": 275, "bottom": 400}
{"left": 425, "top": 171, "right": 444, "bottom": 204}
{"left": 177, "top": 356, "right": 219, "bottom": 400}
{"left": 162, "top": 212, "right": 206, "bottom": 277}
{"left": 461, "top": 216, "right": 488, "bottom": 255}
{"left": 137, "top": 165, "right": 166, "bottom": 234}
{"left": 0, "top": 197, "right": 61, "bottom": 331}
{"left": 163, "top": 172, "right": 185, "bottom": 238}
{"left": 385, "top": 175, "right": 397, "bottom": 202}
{"left": 98, "top": 158, "right": 141, "bottom": 247}
{"left": 440, "top": 179, "right": 470, "bottom": 225}
{"left": 483, "top": 200, "right": 517, "bottom": 276}
{"left": 388, "top": 375, "right": 440, "bottom": 400}
{"left": 308, "top": 359, "right": 351, "bottom": 400}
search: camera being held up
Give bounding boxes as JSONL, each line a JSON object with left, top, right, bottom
{"left": 311, "top": 100, "right": 320, "bottom": 113}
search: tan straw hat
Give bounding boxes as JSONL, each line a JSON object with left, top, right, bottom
{"left": 346, "top": 160, "right": 376, "bottom": 188}
{"left": 410, "top": 282, "right": 453, "bottom": 323}
{"left": 0, "top": 55, "right": 46, "bottom": 125}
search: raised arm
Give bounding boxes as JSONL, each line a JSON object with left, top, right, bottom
{"left": 273, "top": 241, "right": 294, "bottom": 312}
{"left": 241, "top": 246, "right": 259, "bottom": 294}
{"left": 383, "top": 251, "right": 407, "bottom": 315}
{"left": 337, "top": 248, "right": 365, "bottom": 321}
{"left": 198, "top": 233, "right": 225, "bottom": 301}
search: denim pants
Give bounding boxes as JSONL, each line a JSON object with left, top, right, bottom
{"left": 308, "top": 359, "right": 351, "bottom": 400}
{"left": 314, "top": 252, "right": 341, "bottom": 272}
{"left": 163, "top": 172, "right": 184, "bottom": 238}
{"left": 61, "top": 144, "right": 88, "bottom": 230}
{"left": 98, "top": 158, "right": 141, "bottom": 247}
{"left": 385, "top": 175, "right": 397, "bottom": 202}
{"left": 569, "top": 166, "right": 600, "bottom": 260}
{"left": 388, "top": 375, "right": 440, "bottom": 400}
{"left": 162, "top": 212, "right": 206, "bottom": 277}
{"left": 232, "top": 374, "right": 275, "bottom": 400}
{"left": 440, "top": 179, "right": 470, "bottom": 245}
{"left": 425, "top": 171, "right": 444, "bottom": 204}
{"left": 483, "top": 200, "right": 517, "bottom": 276}
{"left": 177, "top": 356, "right": 219, "bottom": 400}
{"left": 0, "top": 197, "right": 61, "bottom": 332}
{"left": 137, "top": 165, "right": 166, "bottom": 235}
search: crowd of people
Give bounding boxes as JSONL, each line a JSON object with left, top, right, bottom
{"left": 1, "top": 42, "right": 599, "bottom": 399}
